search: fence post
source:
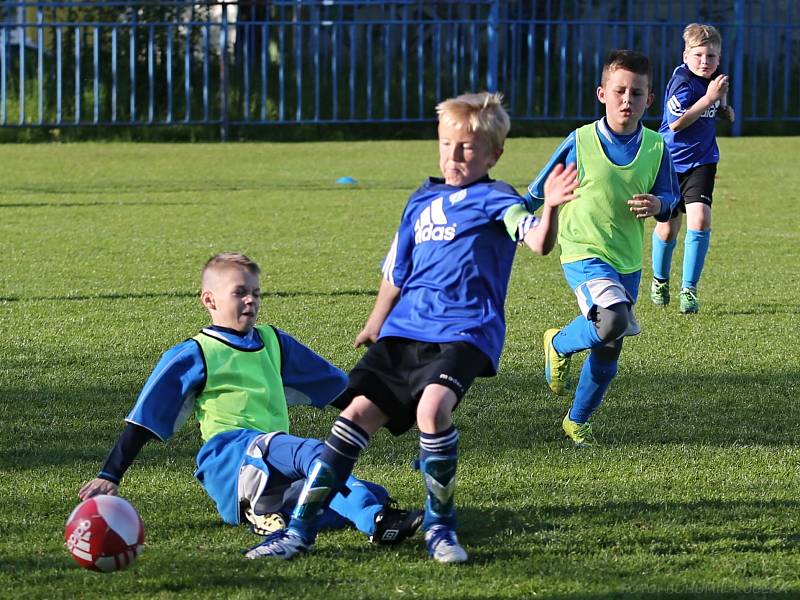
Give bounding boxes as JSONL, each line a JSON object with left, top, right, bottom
{"left": 486, "top": 0, "right": 499, "bottom": 92}
{"left": 732, "top": 0, "right": 744, "bottom": 137}
{"left": 220, "top": 2, "right": 230, "bottom": 141}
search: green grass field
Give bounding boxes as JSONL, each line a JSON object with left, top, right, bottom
{"left": 1, "top": 137, "right": 799, "bottom": 599}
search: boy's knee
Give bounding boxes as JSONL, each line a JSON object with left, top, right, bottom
{"left": 655, "top": 221, "right": 680, "bottom": 243}
{"left": 592, "top": 304, "right": 630, "bottom": 342}
{"left": 341, "top": 395, "right": 388, "bottom": 435}
{"left": 592, "top": 338, "right": 623, "bottom": 363}
{"left": 416, "top": 386, "right": 457, "bottom": 432}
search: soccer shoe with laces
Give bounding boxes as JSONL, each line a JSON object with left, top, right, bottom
{"left": 650, "top": 278, "right": 670, "bottom": 307}
{"left": 562, "top": 413, "right": 597, "bottom": 447}
{"left": 679, "top": 288, "right": 699, "bottom": 314}
{"left": 370, "top": 499, "right": 424, "bottom": 545}
{"left": 544, "top": 328, "right": 571, "bottom": 396}
{"left": 425, "top": 525, "right": 468, "bottom": 564}
{"left": 244, "top": 507, "right": 287, "bottom": 536}
{"left": 244, "top": 528, "right": 309, "bottom": 560}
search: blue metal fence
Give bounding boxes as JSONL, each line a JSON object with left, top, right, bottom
{"left": 1, "top": 0, "right": 798, "bottom": 137}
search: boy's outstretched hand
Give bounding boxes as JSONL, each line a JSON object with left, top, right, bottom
{"left": 543, "top": 163, "right": 579, "bottom": 208}
{"left": 353, "top": 325, "right": 379, "bottom": 348}
{"left": 628, "top": 194, "right": 662, "bottom": 219}
{"left": 78, "top": 478, "right": 119, "bottom": 500}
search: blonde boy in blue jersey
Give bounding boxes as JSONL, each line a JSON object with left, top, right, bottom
{"left": 651, "top": 23, "right": 736, "bottom": 314}
{"left": 246, "top": 92, "right": 580, "bottom": 563}
{"left": 78, "top": 252, "right": 423, "bottom": 549}
{"left": 524, "top": 50, "right": 681, "bottom": 446}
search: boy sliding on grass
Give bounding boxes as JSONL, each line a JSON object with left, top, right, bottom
{"left": 78, "top": 252, "right": 423, "bottom": 548}
{"left": 246, "top": 91, "right": 579, "bottom": 563}
{"left": 525, "top": 50, "right": 680, "bottom": 447}
{"left": 651, "top": 23, "right": 735, "bottom": 314}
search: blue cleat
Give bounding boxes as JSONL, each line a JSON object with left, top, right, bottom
{"left": 244, "top": 528, "right": 309, "bottom": 560}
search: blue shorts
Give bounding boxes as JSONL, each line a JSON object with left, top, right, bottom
{"left": 194, "top": 430, "right": 388, "bottom": 529}
{"left": 562, "top": 258, "right": 641, "bottom": 316}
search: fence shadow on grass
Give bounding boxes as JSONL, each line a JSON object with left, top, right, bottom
{"left": 455, "top": 500, "right": 800, "bottom": 596}
{"left": 469, "top": 371, "right": 800, "bottom": 449}
{"left": 0, "top": 200, "right": 201, "bottom": 209}
{"left": 1, "top": 288, "right": 374, "bottom": 303}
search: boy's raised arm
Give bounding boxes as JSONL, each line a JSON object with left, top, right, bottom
{"left": 522, "top": 163, "right": 579, "bottom": 255}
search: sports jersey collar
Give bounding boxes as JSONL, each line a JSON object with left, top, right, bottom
{"left": 426, "top": 174, "right": 494, "bottom": 191}
{"left": 596, "top": 117, "right": 643, "bottom": 147}
{"left": 201, "top": 325, "right": 264, "bottom": 350}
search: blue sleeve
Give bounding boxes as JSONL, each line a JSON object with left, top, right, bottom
{"left": 125, "top": 340, "right": 206, "bottom": 441}
{"left": 524, "top": 132, "right": 577, "bottom": 211}
{"left": 664, "top": 80, "right": 693, "bottom": 126}
{"left": 381, "top": 206, "right": 414, "bottom": 288}
{"left": 276, "top": 329, "right": 348, "bottom": 409}
{"left": 651, "top": 149, "right": 681, "bottom": 221}
{"left": 483, "top": 181, "right": 526, "bottom": 223}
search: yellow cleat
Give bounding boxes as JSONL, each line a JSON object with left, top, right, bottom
{"left": 543, "top": 328, "right": 571, "bottom": 396}
{"left": 562, "top": 413, "right": 597, "bottom": 447}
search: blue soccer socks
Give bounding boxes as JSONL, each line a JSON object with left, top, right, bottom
{"left": 651, "top": 231, "right": 677, "bottom": 282}
{"left": 682, "top": 229, "right": 711, "bottom": 291}
{"left": 552, "top": 314, "right": 603, "bottom": 356}
{"left": 327, "top": 476, "right": 383, "bottom": 536}
{"left": 418, "top": 426, "right": 459, "bottom": 529}
{"left": 287, "top": 416, "right": 370, "bottom": 542}
{"left": 569, "top": 351, "right": 619, "bottom": 424}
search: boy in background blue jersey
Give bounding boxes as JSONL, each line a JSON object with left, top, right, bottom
{"left": 78, "top": 252, "right": 423, "bottom": 549}
{"left": 525, "top": 50, "right": 680, "bottom": 447}
{"left": 246, "top": 91, "right": 579, "bottom": 563}
{"left": 651, "top": 23, "right": 736, "bottom": 314}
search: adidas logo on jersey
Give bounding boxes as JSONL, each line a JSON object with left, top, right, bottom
{"left": 700, "top": 101, "right": 720, "bottom": 118}
{"left": 414, "top": 196, "right": 456, "bottom": 244}
{"left": 668, "top": 96, "right": 720, "bottom": 119}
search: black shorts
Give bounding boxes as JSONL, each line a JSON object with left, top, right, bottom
{"left": 347, "top": 337, "right": 493, "bottom": 436}
{"left": 672, "top": 162, "right": 717, "bottom": 217}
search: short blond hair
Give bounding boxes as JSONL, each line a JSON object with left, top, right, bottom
{"left": 435, "top": 92, "right": 510, "bottom": 153}
{"left": 683, "top": 23, "right": 722, "bottom": 51}
{"left": 201, "top": 252, "right": 260, "bottom": 288}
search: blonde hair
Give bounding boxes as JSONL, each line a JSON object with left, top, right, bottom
{"left": 435, "top": 91, "right": 510, "bottom": 153}
{"left": 683, "top": 23, "right": 722, "bottom": 51}
{"left": 201, "top": 252, "right": 260, "bottom": 288}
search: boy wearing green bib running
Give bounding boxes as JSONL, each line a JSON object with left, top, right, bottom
{"left": 524, "top": 50, "right": 681, "bottom": 446}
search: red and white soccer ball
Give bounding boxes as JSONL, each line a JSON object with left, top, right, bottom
{"left": 65, "top": 495, "right": 145, "bottom": 572}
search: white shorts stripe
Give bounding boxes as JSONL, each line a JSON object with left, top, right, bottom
{"left": 574, "top": 278, "right": 641, "bottom": 337}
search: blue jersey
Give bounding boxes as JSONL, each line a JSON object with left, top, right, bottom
{"left": 380, "top": 176, "right": 530, "bottom": 374}
{"left": 525, "top": 118, "right": 680, "bottom": 221}
{"left": 659, "top": 63, "right": 722, "bottom": 172}
{"left": 126, "top": 325, "right": 347, "bottom": 441}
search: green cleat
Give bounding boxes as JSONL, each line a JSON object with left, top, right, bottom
{"left": 650, "top": 278, "right": 670, "bottom": 307}
{"left": 678, "top": 287, "right": 699, "bottom": 314}
{"left": 562, "top": 413, "right": 597, "bottom": 447}
{"left": 543, "top": 328, "right": 571, "bottom": 396}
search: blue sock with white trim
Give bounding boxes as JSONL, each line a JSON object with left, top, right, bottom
{"left": 682, "top": 229, "right": 711, "bottom": 290}
{"left": 652, "top": 231, "right": 677, "bottom": 281}
{"left": 288, "top": 416, "right": 369, "bottom": 542}
{"left": 418, "top": 425, "right": 459, "bottom": 529}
